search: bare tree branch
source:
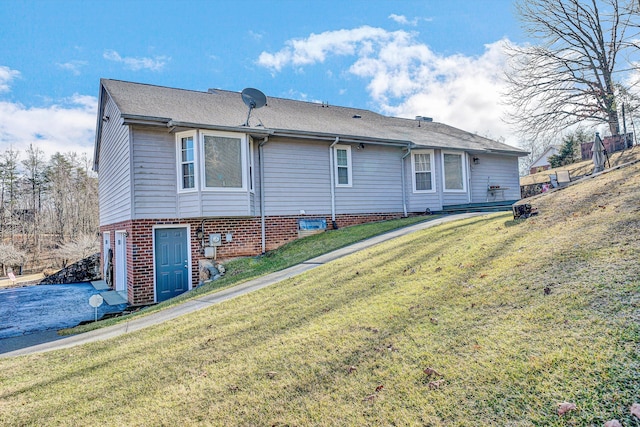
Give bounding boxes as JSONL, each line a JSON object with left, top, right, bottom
{"left": 505, "top": 0, "right": 640, "bottom": 141}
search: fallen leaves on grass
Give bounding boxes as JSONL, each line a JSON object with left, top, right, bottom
{"left": 423, "top": 367, "right": 443, "bottom": 377}
{"left": 347, "top": 365, "right": 357, "bottom": 374}
{"left": 604, "top": 420, "right": 622, "bottom": 427}
{"left": 557, "top": 402, "right": 577, "bottom": 416}
{"left": 428, "top": 380, "right": 445, "bottom": 390}
{"left": 631, "top": 403, "right": 640, "bottom": 419}
{"left": 362, "top": 384, "right": 385, "bottom": 403}
{"left": 265, "top": 371, "right": 278, "bottom": 379}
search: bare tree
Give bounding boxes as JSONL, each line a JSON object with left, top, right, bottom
{"left": 0, "top": 243, "right": 26, "bottom": 276}
{"left": 55, "top": 233, "right": 100, "bottom": 267}
{"left": 0, "top": 148, "right": 20, "bottom": 243}
{"left": 505, "top": 0, "right": 640, "bottom": 141}
{"left": 21, "top": 144, "right": 47, "bottom": 252}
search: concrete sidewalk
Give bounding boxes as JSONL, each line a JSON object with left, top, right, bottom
{"left": 1, "top": 213, "right": 488, "bottom": 358}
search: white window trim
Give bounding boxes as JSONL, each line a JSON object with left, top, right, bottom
{"left": 200, "top": 130, "right": 248, "bottom": 192}
{"left": 411, "top": 149, "right": 436, "bottom": 193}
{"left": 334, "top": 144, "right": 353, "bottom": 188}
{"left": 248, "top": 138, "right": 255, "bottom": 193}
{"left": 175, "top": 130, "right": 198, "bottom": 193}
{"left": 442, "top": 150, "right": 468, "bottom": 193}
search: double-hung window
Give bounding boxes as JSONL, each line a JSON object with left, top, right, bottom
{"left": 442, "top": 151, "right": 467, "bottom": 192}
{"left": 202, "top": 132, "right": 246, "bottom": 190}
{"left": 334, "top": 145, "right": 352, "bottom": 187}
{"left": 411, "top": 150, "right": 435, "bottom": 192}
{"left": 177, "top": 131, "right": 196, "bottom": 191}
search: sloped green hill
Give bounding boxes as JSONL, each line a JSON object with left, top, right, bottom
{"left": 1, "top": 162, "right": 639, "bottom": 426}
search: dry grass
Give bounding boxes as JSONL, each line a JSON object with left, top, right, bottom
{"left": 520, "top": 146, "right": 640, "bottom": 185}
{"left": 0, "top": 163, "right": 639, "bottom": 426}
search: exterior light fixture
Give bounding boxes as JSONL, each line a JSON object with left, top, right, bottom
{"left": 473, "top": 157, "right": 479, "bottom": 165}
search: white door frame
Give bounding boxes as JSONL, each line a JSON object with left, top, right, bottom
{"left": 114, "top": 230, "right": 127, "bottom": 292}
{"left": 103, "top": 232, "right": 111, "bottom": 281}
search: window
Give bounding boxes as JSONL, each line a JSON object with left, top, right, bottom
{"left": 202, "top": 133, "right": 244, "bottom": 189}
{"left": 411, "top": 150, "right": 435, "bottom": 192}
{"left": 334, "top": 145, "right": 352, "bottom": 187}
{"left": 442, "top": 151, "right": 466, "bottom": 192}
{"left": 176, "top": 131, "right": 196, "bottom": 191}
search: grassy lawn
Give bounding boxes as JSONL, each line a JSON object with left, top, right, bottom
{"left": 1, "top": 163, "right": 639, "bottom": 425}
{"left": 64, "top": 215, "right": 431, "bottom": 334}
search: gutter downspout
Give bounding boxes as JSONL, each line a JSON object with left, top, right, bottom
{"left": 401, "top": 145, "right": 411, "bottom": 217}
{"left": 467, "top": 153, "right": 472, "bottom": 203}
{"left": 329, "top": 137, "right": 339, "bottom": 229}
{"left": 438, "top": 150, "right": 444, "bottom": 210}
{"left": 259, "top": 137, "right": 269, "bottom": 254}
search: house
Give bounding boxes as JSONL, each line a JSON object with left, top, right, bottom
{"left": 93, "top": 79, "right": 527, "bottom": 305}
{"left": 529, "top": 145, "right": 560, "bottom": 175}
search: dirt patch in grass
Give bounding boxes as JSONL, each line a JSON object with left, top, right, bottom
{"left": 0, "top": 164, "right": 638, "bottom": 425}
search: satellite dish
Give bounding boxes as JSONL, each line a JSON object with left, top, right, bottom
{"left": 241, "top": 88, "right": 267, "bottom": 126}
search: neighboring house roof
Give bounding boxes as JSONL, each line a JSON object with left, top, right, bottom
{"left": 94, "top": 79, "right": 527, "bottom": 169}
{"left": 530, "top": 145, "right": 561, "bottom": 169}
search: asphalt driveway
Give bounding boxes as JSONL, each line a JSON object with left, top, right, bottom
{"left": 0, "top": 283, "right": 127, "bottom": 353}
{"left": 1, "top": 213, "right": 488, "bottom": 358}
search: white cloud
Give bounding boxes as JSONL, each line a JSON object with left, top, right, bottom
{"left": 0, "top": 94, "right": 97, "bottom": 160}
{"left": 103, "top": 50, "right": 169, "bottom": 71}
{"left": 257, "top": 26, "right": 516, "bottom": 144}
{"left": 0, "top": 66, "right": 21, "bottom": 93}
{"left": 248, "top": 30, "right": 264, "bottom": 41}
{"left": 57, "top": 60, "right": 88, "bottom": 76}
{"left": 257, "top": 26, "right": 396, "bottom": 72}
{"left": 388, "top": 14, "right": 421, "bottom": 26}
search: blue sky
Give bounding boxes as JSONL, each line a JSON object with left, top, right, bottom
{"left": 0, "top": 0, "right": 525, "bottom": 159}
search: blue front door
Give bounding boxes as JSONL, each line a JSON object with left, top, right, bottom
{"left": 154, "top": 228, "right": 189, "bottom": 302}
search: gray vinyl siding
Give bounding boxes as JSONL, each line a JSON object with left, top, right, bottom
{"left": 262, "top": 139, "right": 331, "bottom": 216}
{"left": 131, "top": 127, "right": 177, "bottom": 219}
{"left": 201, "top": 192, "right": 251, "bottom": 216}
{"left": 469, "top": 154, "right": 521, "bottom": 203}
{"left": 335, "top": 144, "right": 404, "bottom": 214}
{"left": 177, "top": 192, "right": 200, "bottom": 218}
{"left": 262, "top": 139, "right": 406, "bottom": 216}
{"left": 98, "top": 94, "right": 131, "bottom": 226}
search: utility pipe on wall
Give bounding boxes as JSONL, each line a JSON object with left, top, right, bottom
{"left": 329, "top": 137, "right": 339, "bottom": 228}
{"left": 259, "top": 137, "right": 269, "bottom": 254}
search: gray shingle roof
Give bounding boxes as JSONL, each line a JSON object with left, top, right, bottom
{"left": 100, "top": 79, "right": 527, "bottom": 155}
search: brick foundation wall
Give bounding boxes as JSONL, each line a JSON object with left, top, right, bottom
{"left": 100, "top": 212, "right": 403, "bottom": 305}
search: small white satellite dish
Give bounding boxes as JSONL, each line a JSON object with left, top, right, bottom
{"left": 241, "top": 88, "right": 267, "bottom": 126}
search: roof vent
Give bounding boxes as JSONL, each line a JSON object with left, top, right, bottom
{"left": 208, "top": 89, "right": 219, "bottom": 94}
{"left": 352, "top": 114, "right": 362, "bottom": 119}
